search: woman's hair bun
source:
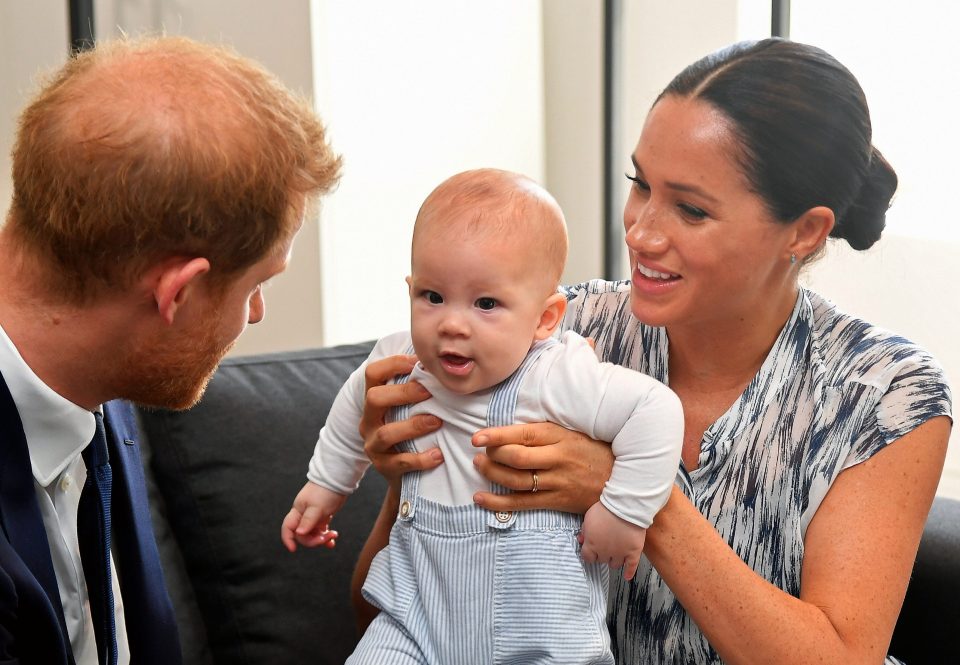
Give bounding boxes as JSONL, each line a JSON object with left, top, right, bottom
{"left": 660, "top": 39, "right": 899, "bottom": 253}
{"left": 830, "top": 147, "right": 898, "bottom": 250}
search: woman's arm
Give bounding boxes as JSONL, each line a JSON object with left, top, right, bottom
{"left": 647, "top": 416, "right": 948, "bottom": 664}
{"left": 349, "top": 354, "right": 443, "bottom": 634}
{"left": 476, "top": 416, "right": 950, "bottom": 664}
{"left": 351, "top": 482, "right": 401, "bottom": 634}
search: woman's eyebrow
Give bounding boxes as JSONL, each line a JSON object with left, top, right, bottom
{"left": 631, "top": 155, "right": 719, "bottom": 204}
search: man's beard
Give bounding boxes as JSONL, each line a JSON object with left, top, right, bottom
{"left": 114, "top": 307, "right": 236, "bottom": 411}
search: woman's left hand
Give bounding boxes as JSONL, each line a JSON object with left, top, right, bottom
{"left": 471, "top": 422, "right": 613, "bottom": 514}
{"left": 358, "top": 353, "right": 443, "bottom": 486}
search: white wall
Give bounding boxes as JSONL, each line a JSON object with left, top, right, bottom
{"left": 789, "top": 1, "right": 959, "bottom": 496}
{"left": 0, "top": 2, "right": 69, "bottom": 219}
{"left": 311, "top": 0, "right": 547, "bottom": 346}
{"left": 542, "top": 0, "right": 604, "bottom": 285}
{"left": 3, "top": 2, "right": 955, "bottom": 495}
{"left": 0, "top": 1, "right": 564, "bottom": 351}
{"left": 0, "top": 0, "right": 324, "bottom": 358}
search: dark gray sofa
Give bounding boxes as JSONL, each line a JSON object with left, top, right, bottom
{"left": 135, "top": 341, "right": 959, "bottom": 664}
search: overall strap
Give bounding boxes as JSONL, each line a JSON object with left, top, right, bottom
{"left": 483, "top": 338, "right": 559, "bottom": 530}
{"left": 387, "top": 346, "right": 422, "bottom": 521}
{"left": 486, "top": 337, "right": 559, "bottom": 489}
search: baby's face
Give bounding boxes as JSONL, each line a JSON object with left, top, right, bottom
{"left": 408, "top": 231, "right": 551, "bottom": 395}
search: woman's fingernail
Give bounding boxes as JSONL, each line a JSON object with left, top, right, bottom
{"left": 473, "top": 494, "right": 485, "bottom": 506}
{"left": 430, "top": 449, "right": 443, "bottom": 461}
{"left": 474, "top": 434, "right": 489, "bottom": 446}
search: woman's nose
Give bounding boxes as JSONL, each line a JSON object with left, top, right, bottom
{"left": 624, "top": 200, "right": 668, "bottom": 254}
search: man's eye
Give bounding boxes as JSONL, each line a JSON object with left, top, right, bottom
{"left": 475, "top": 297, "right": 497, "bottom": 310}
{"left": 425, "top": 291, "right": 443, "bottom": 304}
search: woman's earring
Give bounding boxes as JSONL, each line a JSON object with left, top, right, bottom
{"left": 790, "top": 253, "right": 797, "bottom": 265}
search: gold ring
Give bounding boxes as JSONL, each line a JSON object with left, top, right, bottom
{"left": 530, "top": 471, "right": 539, "bottom": 493}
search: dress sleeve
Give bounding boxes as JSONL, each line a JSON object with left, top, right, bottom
{"left": 842, "top": 346, "right": 952, "bottom": 470}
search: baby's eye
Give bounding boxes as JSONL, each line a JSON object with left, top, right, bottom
{"left": 475, "top": 297, "right": 497, "bottom": 311}
{"left": 424, "top": 291, "right": 443, "bottom": 304}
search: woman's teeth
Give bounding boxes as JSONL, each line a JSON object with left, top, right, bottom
{"left": 637, "top": 263, "right": 678, "bottom": 280}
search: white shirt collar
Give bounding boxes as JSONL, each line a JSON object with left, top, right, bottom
{"left": 0, "top": 322, "right": 95, "bottom": 486}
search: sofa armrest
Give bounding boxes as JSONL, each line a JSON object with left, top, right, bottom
{"left": 889, "top": 496, "right": 960, "bottom": 662}
{"left": 137, "top": 341, "right": 383, "bottom": 665}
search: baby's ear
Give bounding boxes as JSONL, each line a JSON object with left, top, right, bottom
{"left": 534, "top": 293, "right": 567, "bottom": 341}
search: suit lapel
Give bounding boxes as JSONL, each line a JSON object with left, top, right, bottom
{"left": 104, "top": 400, "right": 182, "bottom": 664}
{"left": 0, "top": 379, "right": 181, "bottom": 664}
{"left": 0, "top": 369, "right": 74, "bottom": 649}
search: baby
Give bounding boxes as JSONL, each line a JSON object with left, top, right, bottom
{"left": 282, "top": 168, "right": 683, "bottom": 664}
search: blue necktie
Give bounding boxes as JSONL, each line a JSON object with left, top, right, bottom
{"left": 78, "top": 411, "right": 118, "bottom": 665}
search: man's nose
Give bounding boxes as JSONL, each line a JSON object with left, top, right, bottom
{"left": 248, "top": 287, "right": 265, "bottom": 324}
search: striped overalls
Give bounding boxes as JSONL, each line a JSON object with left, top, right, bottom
{"left": 348, "top": 341, "right": 614, "bottom": 665}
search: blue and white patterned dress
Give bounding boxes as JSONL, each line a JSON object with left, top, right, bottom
{"left": 558, "top": 280, "right": 953, "bottom": 665}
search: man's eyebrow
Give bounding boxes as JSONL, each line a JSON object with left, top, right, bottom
{"left": 630, "top": 155, "right": 719, "bottom": 204}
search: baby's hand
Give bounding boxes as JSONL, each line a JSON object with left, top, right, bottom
{"left": 579, "top": 502, "right": 647, "bottom": 581}
{"left": 281, "top": 482, "right": 347, "bottom": 552}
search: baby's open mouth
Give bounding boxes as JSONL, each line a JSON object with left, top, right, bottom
{"left": 439, "top": 353, "right": 474, "bottom": 375}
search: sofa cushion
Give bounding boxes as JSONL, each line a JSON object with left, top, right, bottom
{"left": 137, "top": 341, "right": 384, "bottom": 665}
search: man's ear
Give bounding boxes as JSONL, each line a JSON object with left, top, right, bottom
{"left": 789, "top": 206, "right": 835, "bottom": 263}
{"left": 534, "top": 292, "right": 567, "bottom": 341}
{"left": 153, "top": 257, "right": 212, "bottom": 325}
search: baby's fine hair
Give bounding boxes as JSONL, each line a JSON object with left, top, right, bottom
{"left": 412, "top": 168, "right": 568, "bottom": 285}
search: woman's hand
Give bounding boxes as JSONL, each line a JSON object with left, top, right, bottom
{"left": 471, "top": 422, "right": 614, "bottom": 514}
{"left": 359, "top": 354, "right": 444, "bottom": 485}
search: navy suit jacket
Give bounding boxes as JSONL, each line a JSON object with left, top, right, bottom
{"left": 0, "top": 373, "right": 181, "bottom": 665}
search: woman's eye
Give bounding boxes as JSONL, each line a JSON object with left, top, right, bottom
{"left": 625, "top": 172, "right": 650, "bottom": 192}
{"left": 475, "top": 297, "right": 497, "bottom": 311}
{"left": 425, "top": 291, "right": 443, "bottom": 304}
{"left": 678, "top": 203, "right": 708, "bottom": 221}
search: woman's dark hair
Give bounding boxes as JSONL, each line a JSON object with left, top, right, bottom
{"left": 660, "top": 38, "right": 896, "bottom": 250}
